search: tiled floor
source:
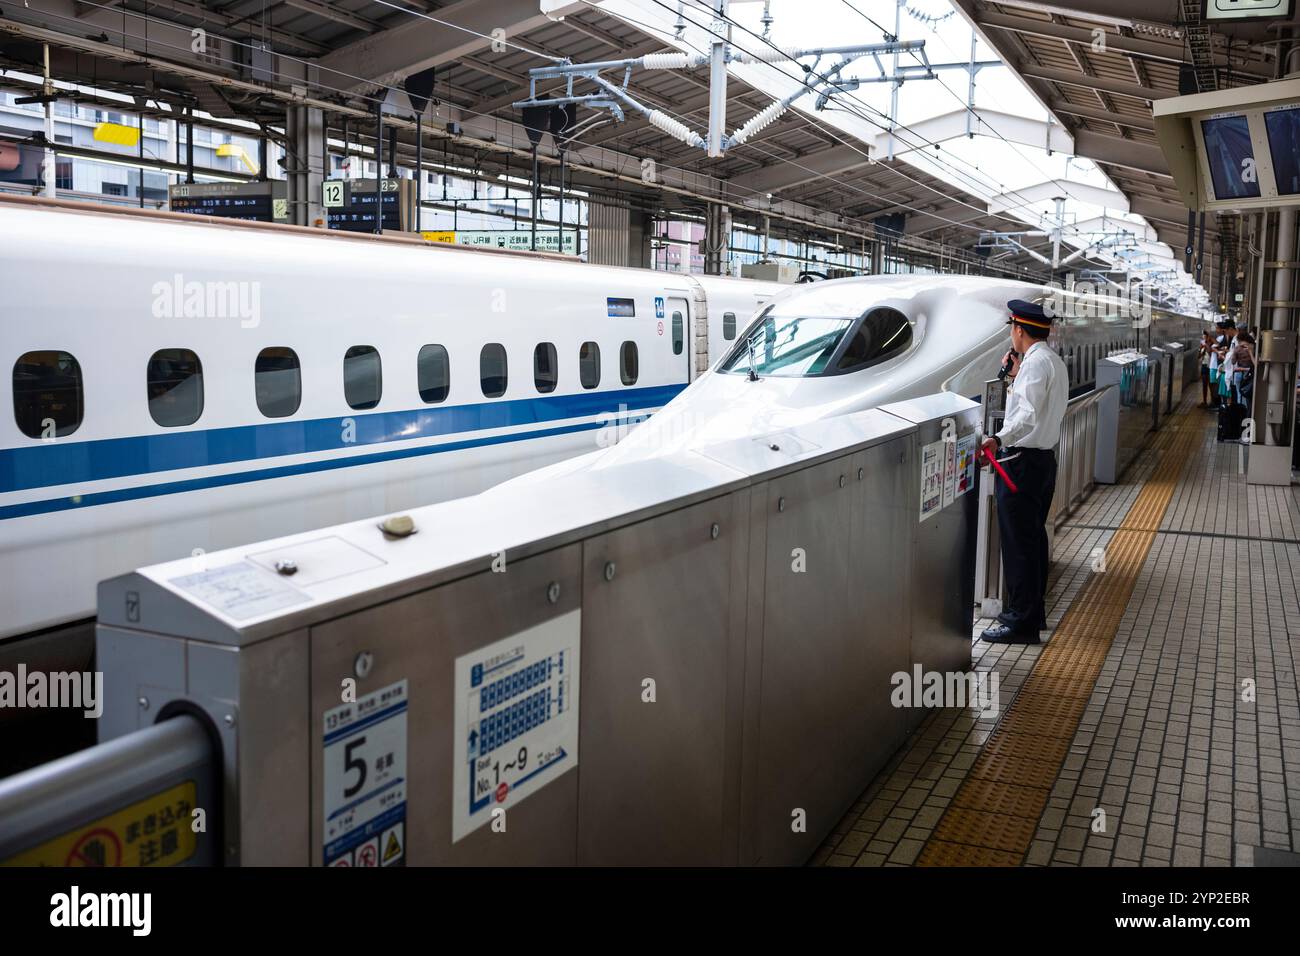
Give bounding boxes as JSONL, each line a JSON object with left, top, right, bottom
{"left": 813, "top": 404, "right": 1300, "bottom": 867}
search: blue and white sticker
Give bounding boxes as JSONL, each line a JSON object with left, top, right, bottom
{"left": 452, "top": 610, "right": 580, "bottom": 842}
{"left": 654, "top": 296, "right": 665, "bottom": 319}
{"left": 323, "top": 679, "right": 407, "bottom": 867}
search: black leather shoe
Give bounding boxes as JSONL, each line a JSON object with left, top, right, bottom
{"left": 980, "top": 623, "right": 1039, "bottom": 644}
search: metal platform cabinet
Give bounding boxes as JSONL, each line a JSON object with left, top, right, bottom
{"left": 878, "top": 394, "right": 982, "bottom": 698}
{"left": 1096, "top": 352, "right": 1156, "bottom": 482}
{"left": 81, "top": 400, "right": 977, "bottom": 868}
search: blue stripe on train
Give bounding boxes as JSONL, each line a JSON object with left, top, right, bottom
{"left": 0, "top": 383, "right": 685, "bottom": 494}
{"left": 0, "top": 413, "right": 653, "bottom": 521}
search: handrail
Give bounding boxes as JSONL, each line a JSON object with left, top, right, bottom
{"left": 1049, "top": 384, "right": 1115, "bottom": 529}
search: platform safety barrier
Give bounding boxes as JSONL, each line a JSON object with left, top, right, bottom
{"left": 1, "top": 392, "right": 984, "bottom": 866}
{"left": 0, "top": 714, "right": 219, "bottom": 866}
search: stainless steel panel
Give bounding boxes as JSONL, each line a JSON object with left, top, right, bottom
{"left": 308, "top": 544, "right": 582, "bottom": 866}
{"left": 576, "top": 493, "right": 745, "bottom": 865}
{"left": 744, "top": 447, "right": 908, "bottom": 866}
{"left": 232, "top": 632, "right": 310, "bottom": 865}
{"left": 848, "top": 442, "right": 915, "bottom": 766}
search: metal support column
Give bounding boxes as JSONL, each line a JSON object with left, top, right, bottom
{"left": 41, "top": 44, "right": 55, "bottom": 199}
{"left": 286, "top": 105, "right": 326, "bottom": 227}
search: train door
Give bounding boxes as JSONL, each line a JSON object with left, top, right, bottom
{"left": 664, "top": 296, "right": 691, "bottom": 382}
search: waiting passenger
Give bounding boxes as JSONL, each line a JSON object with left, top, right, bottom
{"left": 1233, "top": 333, "right": 1255, "bottom": 414}
{"left": 1198, "top": 331, "right": 1214, "bottom": 407}
{"left": 1208, "top": 322, "right": 1225, "bottom": 409}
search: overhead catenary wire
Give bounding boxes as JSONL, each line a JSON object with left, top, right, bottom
{"left": 6, "top": 0, "right": 1041, "bottom": 274}
{"left": 634, "top": 0, "right": 1099, "bottom": 242}
{"left": 669, "top": 0, "right": 1111, "bottom": 247}
{"left": 608, "top": 0, "right": 1104, "bottom": 264}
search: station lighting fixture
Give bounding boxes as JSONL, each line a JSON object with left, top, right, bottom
{"left": 215, "top": 143, "right": 259, "bottom": 175}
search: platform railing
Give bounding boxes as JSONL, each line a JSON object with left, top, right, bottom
{"left": 1048, "top": 385, "right": 1114, "bottom": 530}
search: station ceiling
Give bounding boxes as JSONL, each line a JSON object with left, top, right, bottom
{"left": 1, "top": 0, "right": 1294, "bottom": 287}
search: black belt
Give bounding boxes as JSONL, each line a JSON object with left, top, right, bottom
{"left": 1004, "top": 446, "right": 1054, "bottom": 455}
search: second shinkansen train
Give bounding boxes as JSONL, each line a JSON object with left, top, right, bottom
{"left": 0, "top": 195, "right": 784, "bottom": 639}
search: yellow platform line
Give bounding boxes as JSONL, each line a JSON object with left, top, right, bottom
{"left": 917, "top": 401, "right": 1205, "bottom": 866}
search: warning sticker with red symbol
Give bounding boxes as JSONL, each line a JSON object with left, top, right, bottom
{"left": 1, "top": 781, "right": 198, "bottom": 867}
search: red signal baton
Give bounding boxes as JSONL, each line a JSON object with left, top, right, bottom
{"left": 978, "top": 446, "right": 1019, "bottom": 493}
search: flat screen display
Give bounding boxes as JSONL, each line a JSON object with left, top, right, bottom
{"left": 1264, "top": 106, "right": 1300, "bottom": 195}
{"left": 1201, "top": 115, "right": 1261, "bottom": 201}
{"left": 606, "top": 297, "right": 636, "bottom": 317}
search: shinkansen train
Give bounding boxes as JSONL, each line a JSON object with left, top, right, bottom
{"left": 0, "top": 195, "right": 784, "bottom": 640}
{"left": 501, "top": 273, "right": 1203, "bottom": 482}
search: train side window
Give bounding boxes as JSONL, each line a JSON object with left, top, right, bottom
{"left": 534, "top": 343, "right": 558, "bottom": 394}
{"left": 255, "top": 347, "right": 301, "bottom": 418}
{"left": 672, "top": 311, "right": 684, "bottom": 355}
{"left": 723, "top": 312, "right": 737, "bottom": 341}
{"left": 836, "top": 307, "right": 912, "bottom": 373}
{"left": 418, "top": 344, "right": 449, "bottom": 404}
{"left": 620, "top": 341, "right": 639, "bottom": 386}
{"left": 147, "top": 348, "right": 203, "bottom": 427}
{"left": 480, "top": 343, "right": 508, "bottom": 398}
{"left": 344, "top": 345, "right": 382, "bottom": 410}
{"left": 13, "top": 350, "right": 83, "bottom": 438}
{"left": 579, "top": 341, "right": 601, "bottom": 389}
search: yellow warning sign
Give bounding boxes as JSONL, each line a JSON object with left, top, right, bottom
{"left": 420, "top": 230, "right": 456, "bottom": 244}
{"left": 2, "top": 780, "right": 198, "bottom": 867}
{"left": 384, "top": 831, "right": 401, "bottom": 862}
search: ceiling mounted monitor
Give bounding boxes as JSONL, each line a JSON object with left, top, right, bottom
{"left": 1154, "top": 77, "right": 1300, "bottom": 213}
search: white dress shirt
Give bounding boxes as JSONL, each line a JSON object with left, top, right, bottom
{"left": 996, "top": 340, "right": 1069, "bottom": 450}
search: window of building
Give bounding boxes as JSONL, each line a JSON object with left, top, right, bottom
{"left": 13, "top": 350, "right": 83, "bottom": 438}
{"left": 834, "top": 308, "right": 912, "bottom": 373}
{"left": 672, "top": 311, "right": 684, "bottom": 355}
{"left": 480, "top": 343, "right": 508, "bottom": 398}
{"left": 255, "top": 347, "right": 301, "bottom": 418}
{"left": 723, "top": 312, "right": 737, "bottom": 341}
{"left": 344, "top": 345, "right": 382, "bottom": 410}
{"left": 579, "top": 341, "right": 601, "bottom": 389}
{"left": 147, "top": 348, "right": 203, "bottom": 427}
{"left": 620, "top": 341, "right": 639, "bottom": 386}
{"left": 418, "top": 344, "right": 449, "bottom": 403}
{"left": 534, "top": 343, "right": 558, "bottom": 393}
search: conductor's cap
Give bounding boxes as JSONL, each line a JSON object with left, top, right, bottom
{"left": 1006, "top": 299, "right": 1055, "bottom": 331}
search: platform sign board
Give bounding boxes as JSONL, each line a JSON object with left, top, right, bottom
{"left": 452, "top": 610, "right": 580, "bottom": 842}
{"left": 325, "top": 178, "right": 409, "bottom": 233}
{"left": 322, "top": 679, "right": 407, "bottom": 867}
{"left": 454, "top": 229, "right": 577, "bottom": 255}
{"left": 169, "top": 181, "right": 288, "bottom": 223}
{"left": 322, "top": 179, "right": 345, "bottom": 208}
{"left": 1202, "top": 0, "right": 1295, "bottom": 21}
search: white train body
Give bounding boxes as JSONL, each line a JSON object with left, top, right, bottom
{"left": 0, "top": 197, "right": 782, "bottom": 638}
{"left": 504, "top": 274, "right": 1202, "bottom": 485}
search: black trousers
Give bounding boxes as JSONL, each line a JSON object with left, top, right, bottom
{"left": 995, "top": 447, "right": 1057, "bottom": 634}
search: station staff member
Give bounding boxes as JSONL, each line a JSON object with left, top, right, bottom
{"left": 978, "top": 300, "right": 1069, "bottom": 644}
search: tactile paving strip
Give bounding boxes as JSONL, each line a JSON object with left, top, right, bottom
{"left": 917, "top": 399, "right": 1204, "bottom": 867}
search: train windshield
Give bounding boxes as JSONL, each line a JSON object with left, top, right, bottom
{"left": 719, "top": 315, "right": 853, "bottom": 377}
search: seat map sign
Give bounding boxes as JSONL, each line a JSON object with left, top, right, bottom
{"left": 452, "top": 611, "right": 580, "bottom": 842}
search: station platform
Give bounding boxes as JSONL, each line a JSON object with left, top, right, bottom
{"left": 815, "top": 396, "right": 1300, "bottom": 868}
